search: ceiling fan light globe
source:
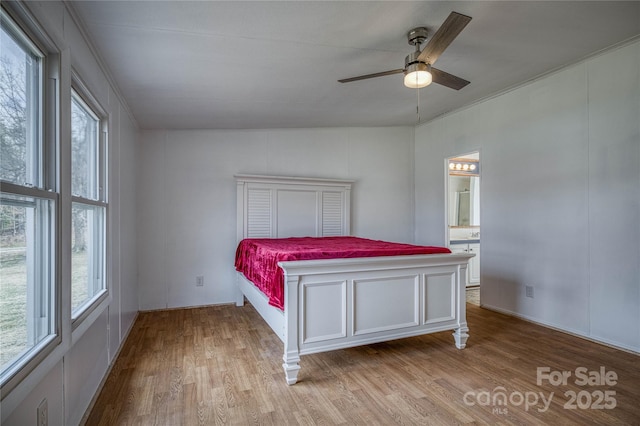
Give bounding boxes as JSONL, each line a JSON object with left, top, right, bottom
{"left": 403, "top": 63, "right": 432, "bottom": 88}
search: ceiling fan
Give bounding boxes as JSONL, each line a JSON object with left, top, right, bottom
{"left": 338, "top": 11, "right": 472, "bottom": 90}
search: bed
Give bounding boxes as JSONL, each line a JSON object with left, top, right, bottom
{"left": 234, "top": 174, "right": 473, "bottom": 385}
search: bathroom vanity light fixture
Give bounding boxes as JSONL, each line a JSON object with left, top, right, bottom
{"left": 449, "top": 162, "right": 476, "bottom": 171}
{"left": 449, "top": 159, "right": 479, "bottom": 175}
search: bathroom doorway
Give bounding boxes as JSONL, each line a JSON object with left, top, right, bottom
{"left": 447, "top": 152, "right": 480, "bottom": 287}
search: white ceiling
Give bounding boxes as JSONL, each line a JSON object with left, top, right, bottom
{"left": 69, "top": 1, "right": 640, "bottom": 130}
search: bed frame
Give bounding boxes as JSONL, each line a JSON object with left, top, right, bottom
{"left": 235, "top": 174, "right": 473, "bottom": 385}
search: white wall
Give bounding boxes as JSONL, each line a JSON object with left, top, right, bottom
{"left": 137, "top": 127, "right": 415, "bottom": 310}
{"left": 2, "top": 1, "right": 139, "bottom": 424}
{"left": 415, "top": 40, "right": 640, "bottom": 352}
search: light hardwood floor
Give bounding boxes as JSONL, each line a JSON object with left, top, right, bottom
{"left": 84, "top": 294, "right": 639, "bottom": 425}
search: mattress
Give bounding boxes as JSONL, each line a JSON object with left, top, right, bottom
{"left": 235, "top": 236, "right": 451, "bottom": 310}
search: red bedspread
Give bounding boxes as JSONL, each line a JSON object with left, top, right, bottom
{"left": 234, "top": 236, "right": 451, "bottom": 310}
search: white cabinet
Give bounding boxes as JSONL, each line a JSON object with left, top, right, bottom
{"left": 449, "top": 242, "right": 480, "bottom": 286}
{"left": 468, "top": 243, "right": 480, "bottom": 284}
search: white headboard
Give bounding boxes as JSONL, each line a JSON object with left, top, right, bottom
{"left": 236, "top": 174, "right": 354, "bottom": 241}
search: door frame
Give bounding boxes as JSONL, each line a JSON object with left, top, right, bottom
{"left": 444, "top": 150, "right": 481, "bottom": 246}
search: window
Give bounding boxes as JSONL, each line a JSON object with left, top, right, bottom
{"left": 0, "top": 195, "right": 54, "bottom": 361}
{"left": 70, "top": 90, "right": 107, "bottom": 321}
{"left": 0, "top": 8, "right": 57, "bottom": 393}
{"left": 0, "top": 11, "right": 41, "bottom": 187}
{"left": 71, "top": 202, "right": 105, "bottom": 315}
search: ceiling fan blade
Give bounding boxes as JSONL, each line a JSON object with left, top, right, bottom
{"left": 418, "top": 11, "right": 471, "bottom": 65}
{"left": 338, "top": 68, "right": 404, "bottom": 83}
{"left": 431, "top": 67, "right": 470, "bottom": 90}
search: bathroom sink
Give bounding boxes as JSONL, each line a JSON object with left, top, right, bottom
{"left": 450, "top": 238, "right": 480, "bottom": 244}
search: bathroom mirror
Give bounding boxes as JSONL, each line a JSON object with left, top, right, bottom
{"left": 449, "top": 175, "right": 480, "bottom": 227}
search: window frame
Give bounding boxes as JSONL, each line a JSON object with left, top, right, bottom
{"left": 69, "top": 76, "right": 109, "bottom": 327}
{"left": 0, "top": 5, "right": 60, "bottom": 399}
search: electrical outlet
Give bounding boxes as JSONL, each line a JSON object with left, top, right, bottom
{"left": 196, "top": 276, "right": 204, "bottom": 287}
{"left": 525, "top": 285, "right": 534, "bottom": 298}
{"left": 37, "top": 398, "right": 48, "bottom": 426}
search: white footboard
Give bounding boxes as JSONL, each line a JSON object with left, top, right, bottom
{"left": 278, "top": 253, "right": 473, "bottom": 385}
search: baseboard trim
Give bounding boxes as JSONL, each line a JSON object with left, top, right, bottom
{"left": 480, "top": 303, "right": 640, "bottom": 356}
{"left": 139, "top": 301, "right": 238, "bottom": 313}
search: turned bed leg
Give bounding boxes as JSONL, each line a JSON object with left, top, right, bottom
{"left": 234, "top": 284, "right": 245, "bottom": 307}
{"left": 235, "top": 297, "right": 245, "bottom": 307}
{"left": 453, "top": 326, "right": 469, "bottom": 349}
{"left": 282, "top": 352, "right": 301, "bottom": 385}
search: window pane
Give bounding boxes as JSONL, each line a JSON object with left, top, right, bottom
{"left": 0, "top": 16, "right": 42, "bottom": 187}
{"left": 0, "top": 193, "right": 54, "bottom": 376}
{"left": 71, "top": 95, "right": 99, "bottom": 200}
{"left": 71, "top": 203, "right": 105, "bottom": 317}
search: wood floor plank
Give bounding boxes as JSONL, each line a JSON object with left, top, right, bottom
{"left": 83, "top": 300, "right": 640, "bottom": 425}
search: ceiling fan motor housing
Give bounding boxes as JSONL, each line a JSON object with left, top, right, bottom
{"left": 405, "top": 27, "right": 430, "bottom": 71}
{"left": 405, "top": 51, "right": 428, "bottom": 69}
{"left": 407, "top": 27, "right": 429, "bottom": 46}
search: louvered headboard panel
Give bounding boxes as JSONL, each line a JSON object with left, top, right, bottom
{"left": 236, "top": 175, "right": 353, "bottom": 241}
